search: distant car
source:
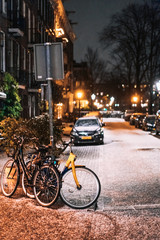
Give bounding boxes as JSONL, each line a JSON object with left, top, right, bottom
{"left": 70, "top": 116, "right": 104, "bottom": 145}
{"left": 62, "top": 122, "right": 74, "bottom": 136}
{"left": 124, "top": 109, "right": 135, "bottom": 121}
{"left": 135, "top": 114, "right": 146, "bottom": 128}
{"left": 155, "top": 115, "right": 160, "bottom": 135}
{"left": 142, "top": 115, "right": 156, "bottom": 131}
{"left": 85, "top": 111, "right": 103, "bottom": 123}
{"left": 130, "top": 113, "right": 145, "bottom": 125}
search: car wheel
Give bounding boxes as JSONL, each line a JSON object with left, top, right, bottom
{"left": 144, "top": 126, "right": 148, "bottom": 131}
{"left": 74, "top": 142, "right": 79, "bottom": 146}
{"left": 156, "top": 129, "right": 159, "bottom": 135}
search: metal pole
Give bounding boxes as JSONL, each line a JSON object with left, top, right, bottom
{"left": 45, "top": 43, "right": 54, "bottom": 148}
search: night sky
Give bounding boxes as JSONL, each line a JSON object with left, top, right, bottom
{"left": 64, "top": 0, "right": 149, "bottom": 63}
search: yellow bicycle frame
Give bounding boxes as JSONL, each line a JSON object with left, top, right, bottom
{"left": 65, "top": 152, "right": 81, "bottom": 189}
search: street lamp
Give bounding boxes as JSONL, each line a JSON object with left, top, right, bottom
{"left": 77, "top": 91, "right": 83, "bottom": 117}
{"left": 156, "top": 81, "right": 160, "bottom": 92}
{"left": 131, "top": 95, "right": 138, "bottom": 108}
{"left": 156, "top": 80, "right": 160, "bottom": 111}
{"left": 109, "top": 96, "right": 115, "bottom": 108}
{"left": 91, "top": 93, "right": 96, "bottom": 111}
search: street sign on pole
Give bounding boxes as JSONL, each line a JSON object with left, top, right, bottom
{"left": 34, "top": 42, "right": 64, "bottom": 149}
{"left": 34, "top": 42, "right": 64, "bottom": 81}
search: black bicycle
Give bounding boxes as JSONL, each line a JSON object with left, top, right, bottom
{"left": 33, "top": 140, "right": 101, "bottom": 209}
{"left": 1, "top": 136, "right": 60, "bottom": 206}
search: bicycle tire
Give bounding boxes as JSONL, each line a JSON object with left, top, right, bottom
{"left": 1, "top": 159, "right": 20, "bottom": 197}
{"left": 33, "top": 165, "right": 60, "bottom": 207}
{"left": 60, "top": 166, "right": 101, "bottom": 209}
{"left": 22, "top": 161, "right": 35, "bottom": 199}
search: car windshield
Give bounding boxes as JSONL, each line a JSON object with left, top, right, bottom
{"left": 75, "top": 119, "right": 99, "bottom": 127}
{"left": 147, "top": 117, "right": 155, "bottom": 123}
{"left": 139, "top": 115, "right": 145, "bottom": 119}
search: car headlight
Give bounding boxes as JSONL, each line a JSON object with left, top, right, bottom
{"left": 71, "top": 128, "right": 78, "bottom": 136}
{"left": 147, "top": 123, "right": 152, "bottom": 126}
{"left": 94, "top": 127, "right": 103, "bottom": 135}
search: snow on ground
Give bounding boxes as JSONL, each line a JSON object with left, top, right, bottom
{"left": 103, "top": 117, "right": 124, "bottom": 122}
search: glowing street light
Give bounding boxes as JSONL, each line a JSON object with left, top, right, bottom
{"left": 77, "top": 91, "right": 83, "bottom": 99}
{"left": 91, "top": 93, "right": 96, "bottom": 111}
{"left": 132, "top": 96, "right": 138, "bottom": 103}
{"left": 156, "top": 80, "right": 160, "bottom": 111}
{"left": 109, "top": 96, "right": 115, "bottom": 106}
{"left": 156, "top": 80, "right": 160, "bottom": 92}
{"left": 77, "top": 91, "right": 83, "bottom": 117}
{"left": 91, "top": 93, "right": 96, "bottom": 101}
{"left": 131, "top": 95, "right": 139, "bottom": 107}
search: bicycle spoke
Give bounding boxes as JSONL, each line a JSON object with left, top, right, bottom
{"left": 33, "top": 165, "right": 60, "bottom": 207}
{"left": 60, "top": 167, "right": 101, "bottom": 209}
{"left": 1, "top": 159, "right": 20, "bottom": 197}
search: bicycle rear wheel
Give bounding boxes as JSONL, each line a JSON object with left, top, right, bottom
{"left": 60, "top": 166, "right": 101, "bottom": 209}
{"left": 33, "top": 165, "right": 60, "bottom": 207}
{"left": 22, "top": 161, "right": 35, "bottom": 199}
{"left": 1, "top": 159, "right": 20, "bottom": 197}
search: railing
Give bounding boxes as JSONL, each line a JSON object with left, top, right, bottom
{"left": 6, "top": 68, "right": 40, "bottom": 89}
{"left": 8, "top": 11, "right": 26, "bottom": 33}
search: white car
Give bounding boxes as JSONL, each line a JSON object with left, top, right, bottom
{"left": 71, "top": 116, "right": 104, "bottom": 145}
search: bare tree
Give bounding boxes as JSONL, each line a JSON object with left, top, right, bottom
{"left": 84, "top": 47, "right": 107, "bottom": 93}
{"left": 99, "top": 2, "right": 160, "bottom": 113}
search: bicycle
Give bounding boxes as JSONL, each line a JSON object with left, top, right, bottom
{"left": 1, "top": 136, "right": 60, "bottom": 206}
{"left": 33, "top": 140, "right": 101, "bottom": 209}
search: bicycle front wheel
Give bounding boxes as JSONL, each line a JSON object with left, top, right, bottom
{"left": 1, "top": 159, "right": 20, "bottom": 197}
{"left": 33, "top": 165, "right": 60, "bottom": 207}
{"left": 60, "top": 166, "right": 101, "bottom": 209}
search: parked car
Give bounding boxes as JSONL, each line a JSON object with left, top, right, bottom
{"left": 155, "top": 115, "right": 160, "bottom": 135}
{"left": 135, "top": 114, "right": 146, "bottom": 128}
{"left": 70, "top": 116, "right": 104, "bottom": 145}
{"left": 124, "top": 109, "right": 135, "bottom": 121}
{"left": 142, "top": 115, "right": 156, "bottom": 131}
{"left": 130, "top": 113, "right": 145, "bottom": 125}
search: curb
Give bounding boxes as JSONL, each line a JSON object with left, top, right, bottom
{"left": 100, "top": 203, "right": 160, "bottom": 212}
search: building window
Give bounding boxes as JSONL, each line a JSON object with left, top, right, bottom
{"left": 28, "top": 8, "right": 31, "bottom": 42}
{"left": 7, "top": 39, "right": 13, "bottom": 69}
{"left": 23, "top": 1, "right": 26, "bottom": 18}
{"left": 33, "top": 14, "right": 35, "bottom": 42}
{"left": 0, "top": 31, "right": 5, "bottom": 72}
{"left": 23, "top": 48, "right": 26, "bottom": 70}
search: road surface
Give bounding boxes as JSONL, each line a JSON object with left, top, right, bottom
{"left": 1, "top": 118, "right": 160, "bottom": 240}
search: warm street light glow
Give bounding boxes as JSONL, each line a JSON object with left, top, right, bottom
{"left": 77, "top": 91, "right": 83, "bottom": 99}
{"left": 77, "top": 91, "right": 83, "bottom": 117}
{"left": 132, "top": 96, "right": 138, "bottom": 103}
{"left": 55, "top": 28, "right": 64, "bottom": 37}
{"left": 62, "top": 38, "right": 69, "bottom": 42}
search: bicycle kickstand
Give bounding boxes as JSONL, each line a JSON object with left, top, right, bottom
{"left": 93, "top": 201, "right": 98, "bottom": 211}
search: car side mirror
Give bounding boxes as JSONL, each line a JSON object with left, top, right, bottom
{"left": 69, "top": 124, "right": 74, "bottom": 128}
